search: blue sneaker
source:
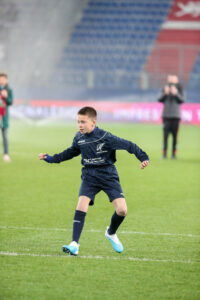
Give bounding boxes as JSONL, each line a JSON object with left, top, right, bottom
{"left": 62, "top": 241, "right": 79, "bottom": 256}
{"left": 105, "top": 227, "right": 123, "bottom": 253}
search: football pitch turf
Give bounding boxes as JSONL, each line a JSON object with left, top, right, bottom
{"left": 0, "top": 121, "right": 200, "bottom": 300}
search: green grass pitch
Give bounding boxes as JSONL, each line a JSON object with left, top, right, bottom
{"left": 0, "top": 121, "right": 200, "bottom": 300}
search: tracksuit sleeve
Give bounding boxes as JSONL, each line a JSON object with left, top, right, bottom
{"left": 106, "top": 133, "right": 149, "bottom": 162}
{"left": 46, "top": 137, "right": 80, "bottom": 163}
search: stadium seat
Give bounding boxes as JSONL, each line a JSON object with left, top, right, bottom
{"left": 54, "top": 0, "right": 173, "bottom": 89}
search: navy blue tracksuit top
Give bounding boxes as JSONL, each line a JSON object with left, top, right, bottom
{"left": 49, "top": 127, "right": 149, "bottom": 167}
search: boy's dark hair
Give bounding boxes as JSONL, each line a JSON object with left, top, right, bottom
{"left": 0, "top": 73, "right": 8, "bottom": 78}
{"left": 78, "top": 106, "right": 97, "bottom": 119}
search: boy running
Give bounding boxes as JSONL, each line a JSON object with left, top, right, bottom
{"left": 39, "top": 106, "right": 149, "bottom": 255}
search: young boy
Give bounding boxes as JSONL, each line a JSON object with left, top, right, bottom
{"left": 39, "top": 106, "right": 149, "bottom": 256}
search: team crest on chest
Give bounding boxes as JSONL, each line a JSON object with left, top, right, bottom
{"left": 96, "top": 143, "right": 107, "bottom": 154}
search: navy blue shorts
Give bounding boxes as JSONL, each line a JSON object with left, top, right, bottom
{"left": 79, "top": 165, "right": 124, "bottom": 206}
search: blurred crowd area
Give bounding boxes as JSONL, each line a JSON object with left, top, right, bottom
{"left": 0, "top": 0, "right": 200, "bottom": 102}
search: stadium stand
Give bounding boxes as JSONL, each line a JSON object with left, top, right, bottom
{"left": 55, "top": 0, "right": 174, "bottom": 89}
{"left": 186, "top": 51, "right": 200, "bottom": 101}
{"left": 0, "top": 0, "right": 199, "bottom": 101}
{"left": 0, "top": 0, "right": 88, "bottom": 87}
{"left": 188, "top": 51, "right": 200, "bottom": 89}
{"left": 145, "top": 0, "right": 200, "bottom": 94}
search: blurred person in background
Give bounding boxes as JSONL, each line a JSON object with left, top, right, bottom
{"left": 0, "top": 73, "right": 13, "bottom": 162}
{"left": 158, "top": 75, "right": 184, "bottom": 159}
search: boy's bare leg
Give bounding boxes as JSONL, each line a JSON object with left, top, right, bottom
{"left": 76, "top": 196, "right": 91, "bottom": 212}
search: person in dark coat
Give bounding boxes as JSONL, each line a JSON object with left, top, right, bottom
{"left": 158, "top": 75, "right": 184, "bottom": 159}
{"left": 0, "top": 73, "right": 13, "bottom": 162}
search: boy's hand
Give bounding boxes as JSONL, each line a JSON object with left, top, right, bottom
{"left": 140, "top": 160, "right": 149, "bottom": 169}
{"left": 39, "top": 153, "right": 53, "bottom": 163}
{"left": 39, "top": 153, "right": 47, "bottom": 160}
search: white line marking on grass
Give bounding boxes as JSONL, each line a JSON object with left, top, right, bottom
{"left": 119, "top": 231, "right": 200, "bottom": 238}
{"left": 0, "top": 251, "right": 199, "bottom": 264}
{"left": 0, "top": 225, "right": 199, "bottom": 238}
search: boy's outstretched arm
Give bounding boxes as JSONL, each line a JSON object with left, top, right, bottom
{"left": 38, "top": 136, "right": 81, "bottom": 164}
{"left": 106, "top": 132, "right": 150, "bottom": 169}
{"left": 38, "top": 147, "right": 80, "bottom": 163}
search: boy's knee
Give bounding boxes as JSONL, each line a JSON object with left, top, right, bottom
{"left": 116, "top": 206, "right": 127, "bottom": 217}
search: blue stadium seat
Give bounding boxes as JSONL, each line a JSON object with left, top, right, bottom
{"left": 187, "top": 52, "right": 200, "bottom": 90}
{"left": 54, "top": 0, "right": 173, "bottom": 89}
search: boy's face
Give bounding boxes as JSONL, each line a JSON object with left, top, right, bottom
{"left": 77, "top": 114, "right": 96, "bottom": 134}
